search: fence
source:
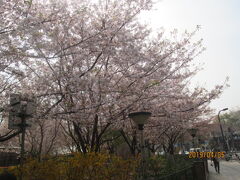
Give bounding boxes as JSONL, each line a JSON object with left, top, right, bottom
{"left": 0, "top": 152, "right": 19, "bottom": 167}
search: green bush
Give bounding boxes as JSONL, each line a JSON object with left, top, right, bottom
{"left": 144, "top": 154, "right": 194, "bottom": 178}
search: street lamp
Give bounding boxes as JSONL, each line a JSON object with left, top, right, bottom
{"left": 188, "top": 128, "right": 198, "bottom": 149}
{"left": 129, "top": 111, "right": 151, "bottom": 180}
{"left": 129, "top": 112, "right": 151, "bottom": 130}
{"left": 218, "top": 108, "right": 229, "bottom": 152}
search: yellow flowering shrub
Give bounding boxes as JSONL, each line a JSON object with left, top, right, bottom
{"left": 65, "top": 153, "right": 138, "bottom": 180}
{"left": 5, "top": 153, "right": 139, "bottom": 180}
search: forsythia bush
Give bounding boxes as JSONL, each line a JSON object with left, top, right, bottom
{"left": 7, "top": 153, "right": 139, "bottom": 180}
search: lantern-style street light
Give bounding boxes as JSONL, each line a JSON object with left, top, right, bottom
{"left": 129, "top": 111, "right": 151, "bottom": 180}
{"left": 129, "top": 112, "right": 151, "bottom": 130}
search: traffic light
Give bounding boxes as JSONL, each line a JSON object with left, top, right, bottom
{"left": 8, "top": 94, "right": 36, "bottom": 129}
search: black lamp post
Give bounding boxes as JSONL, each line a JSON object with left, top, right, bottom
{"left": 218, "top": 108, "right": 228, "bottom": 152}
{"left": 129, "top": 111, "right": 151, "bottom": 180}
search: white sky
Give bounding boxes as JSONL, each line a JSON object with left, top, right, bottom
{"left": 142, "top": 0, "right": 240, "bottom": 112}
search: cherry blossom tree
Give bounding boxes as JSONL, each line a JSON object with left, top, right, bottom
{"left": 0, "top": 0, "right": 35, "bottom": 143}
{"left": 0, "top": 0, "right": 228, "bottom": 156}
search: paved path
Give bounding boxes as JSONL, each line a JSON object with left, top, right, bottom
{"left": 208, "top": 160, "right": 240, "bottom": 180}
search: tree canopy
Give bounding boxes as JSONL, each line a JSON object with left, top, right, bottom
{"left": 0, "top": 0, "right": 228, "bottom": 156}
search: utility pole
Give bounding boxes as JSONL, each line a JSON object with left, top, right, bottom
{"left": 18, "top": 101, "right": 28, "bottom": 180}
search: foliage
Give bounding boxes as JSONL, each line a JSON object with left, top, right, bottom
{"left": 1, "top": 154, "right": 197, "bottom": 180}
{"left": 222, "top": 109, "right": 240, "bottom": 128}
{"left": 0, "top": 0, "right": 228, "bottom": 157}
{"left": 6, "top": 153, "right": 138, "bottom": 180}
{"left": 144, "top": 155, "right": 193, "bottom": 178}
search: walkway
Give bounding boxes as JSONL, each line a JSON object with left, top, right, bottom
{"left": 208, "top": 160, "right": 240, "bottom": 180}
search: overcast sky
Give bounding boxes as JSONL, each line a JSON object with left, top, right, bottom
{"left": 141, "top": 0, "right": 240, "bottom": 112}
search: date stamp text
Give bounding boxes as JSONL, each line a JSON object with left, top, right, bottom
{"left": 188, "top": 152, "right": 225, "bottom": 159}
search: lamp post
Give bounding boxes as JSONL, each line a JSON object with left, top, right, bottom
{"left": 228, "top": 127, "right": 234, "bottom": 151}
{"left": 129, "top": 111, "right": 151, "bottom": 180}
{"left": 217, "top": 108, "right": 229, "bottom": 152}
{"left": 188, "top": 128, "right": 198, "bottom": 149}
